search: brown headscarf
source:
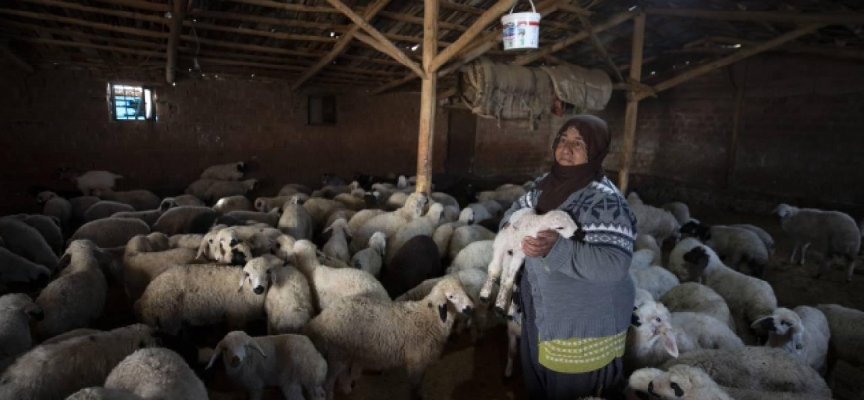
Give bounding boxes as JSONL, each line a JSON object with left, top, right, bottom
{"left": 535, "top": 115, "right": 611, "bottom": 214}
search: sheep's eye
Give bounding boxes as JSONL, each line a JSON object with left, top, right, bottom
{"left": 670, "top": 382, "right": 684, "bottom": 397}
{"left": 655, "top": 317, "right": 661, "bottom": 323}
{"left": 448, "top": 295, "right": 454, "bottom": 299}
{"left": 781, "top": 321, "right": 791, "bottom": 326}
{"left": 244, "top": 272, "right": 249, "bottom": 277}
{"left": 556, "top": 226, "right": 564, "bottom": 230}
{"left": 209, "top": 239, "right": 213, "bottom": 244}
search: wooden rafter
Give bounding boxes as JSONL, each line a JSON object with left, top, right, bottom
{"left": 353, "top": 32, "right": 424, "bottom": 78}
{"left": 291, "top": 0, "right": 392, "bottom": 91}
{"left": 577, "top": 14, "right": 625, "bottom": 82}
{"left": 429, "top": 0, "right": 516, "bottom": 73}
{"left": 646, "top": 8, "right": 864, "bottom": 25}
{"left": 514, "top": 10, "right": 636, "bottom": 66}
{"left": 166, "top": 0, "right": 186, "bottom": 83}
{"left": 0, "top": 8, "right": 169, "bottom": 39}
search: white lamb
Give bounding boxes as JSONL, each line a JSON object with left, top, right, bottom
{"left": 386, "top": 203, "right": 446, "bottom": 264}
{"left": 629, "top": 196, "right": 680, "bottom": 247}
{"left": 0, "top": 294, "right": 42, "bottom": 373}
{"left": 0, "top": 324, "right": 161, "bottom": 400}
{"left": 333, "top": 191, "right": 366, "bottom": 211}
{"left": 446, "top": 240, "right": 494, "bottom": 273}
{"left": 71, "top": 170, "right": 124, "bottom": 196}
{"left": 630, "top": 260, "right": 680, "bottom": 300}
{"left": 634, "top": 233, "right": 662, "bottom": 265}
{"left": 206, "top": 331, "right": 326, "bottom": 400}
{"left": 679, "top": 221, "right": 769, "bottom": 277}
{"left": 669, "top": 238, "right": 777, "bottom": 344}
{"left": 731, "top": 224, "right": 775, "bottom": 256}
{"left": 241, "top": 255, "right": 313, "bottom": 334}
{"left": 353, "top": 192, "right": 428, "bottom": 251}
{"left": 432, "top": 208, "right": 475, "bottom": 259}
{"left": 110, "top": 207, "right": 169, "bottom": 228}
{"left": 102, "top": 348, "right": 207, "bottom": 399}
{"left": 323, "top": 209, "right": 356, "bottom": 235}
{"left": 773, "top": 204, "right": 860, "bottom": 281}
{"left": 322, "top": 218, "right": 351, "bottom": 263}
{"left": 34, "top": 240, "right": 109, "bottom": 340}
{"left": 290, "top": 240, "right": 388, "bottom": 312}
{"left": 304, "top": 276, "right": 474, "bottom": 399}
{"left": 447, "top": 224, "right": 497, "bottom": 262}
{"left": 212, "top": 195, "right": 252, "bottom": 214}
{"left": 662, "top": 201, "right": 693, "bottom": 225}
{"left": 659, "top": 282, "right": 735, "bottom": 331}
{"left": 817, "top": 303, "right": 864, "bottom": 377}
{"left": 752, "top": 306, "right": 830, "bottom": 374}
{"left": 302, "top": 198, "right": 344, "bottom": 233}
{"left": 351, "top": 232, "right": 386, "bottom": 278}
{"left": 347, "top": 209, "right": 385, "bottom": 239}
{"left": 36, "top": 191, "right": 72, "bottom": 231}
{"left": 279, "top": 196, "right": 314, "bottom": 241}
{"left": 69, "top": 218, "right": 150, "bottom": 249}
{"left": 480, "top": 209, "right": 579, "bottom": 315}
{"left": 0, "top": 218, "right": 59, "bottom": 270}
{"left": 123, "top": 233, "right": 200, "bottom": 302}
{"left": 134, "top": 264, "right": 266, "bottom": 335}
{"left": 201, "top": 161, "right": 246, "bottom": 181}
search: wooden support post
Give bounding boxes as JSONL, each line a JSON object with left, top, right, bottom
{"left": 415, "top": 0, "right": 439, "bottom": 194}
{"left": 0, "top": 42, "right": 35, "bottom": 73}
{"left": 429, "top": 0, "right": 516, "bottom": 73}
{"left": 166, "top": 0, "right": 186, "bottom": 84}
{"left": 636, "top": 24, "right": 822, "bottom": 100}
{"left": 618, "top": 12, "right": 645, "bottom": 194}
{"left": 291, "top": 0, "right": 392, "bottom": 90}
{"left": 726, "top": 62, "right": 746, "bottom": 187}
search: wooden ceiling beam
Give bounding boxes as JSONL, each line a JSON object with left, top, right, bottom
{"left": 16, "top": 0, "right": 166, "bottom": 23}
{"left": 429, "top": 0, "right": 516, "bottom": 72}
{"left": 0, "top": 8, "right": 169, "bottom": 39}
{"left": 184, "top": 21, "right": 337, "bottom": 43}
{"left": 88, "top": 0, "right": 170, "bottom": 12}
{"left": 166, "top": 0, "right": 186, "bottom": 83}
{"left": 1, "top": 20, "right": 164, "bottom": 49}
{"left": 17, "top": 37, "right": 164, "bottom": 57}
{"left": 179, "top": 35, "right": 325, "bottom": 58}
{"left": 226, "top": 0, "right": 338, "bottom": 13}
{"left": 514, "top": 10, "right": 636, "bottom": 66}
{"left": 646, "top": 8, "right": 864, "bottom": 25}
{"left": 577, "top": 14, "right": 625, "bottom": 82}
{"left": 353, "top": 32, "right": 424, "bottom": 78}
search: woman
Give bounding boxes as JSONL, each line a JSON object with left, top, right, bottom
{"left": 501, "top": 115, "right": 636, "bottom": 399}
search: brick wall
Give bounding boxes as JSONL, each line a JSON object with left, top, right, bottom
{"left": 0, "top": 65, "right": 447, "bottom": 214}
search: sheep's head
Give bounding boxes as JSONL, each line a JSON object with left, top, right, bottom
{"left": 292, "top": 240, "right": 318, "bottom": 263}
{"left": 146, "top": 232, "right": 170, "bottom": 251}
{"left": 426, "top": 203, "right": 445, "bottom": 223}
{"left": 36, "top": 191, "right": 57, "bottom": 204}
{"left": 127, "top": 235, "right": 154, "bottom": 254}
{"left": 680, "top": 245, "right": 711, "bottom": 282}
{"left": 206, "top": 331, "right": 267, "bottom": 371}
{"left": 270, "top": 235, "right": 297, "bottom": 261}
{"left": 323, "top": 218, "right": 351, "bottom": 238}
{"left": 369, "top": 232, "right": 387, "bottom": 254}
{"left": 458, "top": 207, "right": 475, "bottom": 224}
{"left": 240, "top": 255, "right": 283, "bottom": 295}
{"left": 0, "top": 293, "right": 43, "bottom": 322}
{"left": 631, "top": 301, "right": 678, "bottom": 358}
{"left": 254, "top": 198, "right": 266, "bottom": 212}
{"left": 214, "top": 230, "right": 252, "bottom": 265}
{"left": 236, "top": 161, "right": 247, "bottom": 173}
{"left": 627, "top": 367, "right": 664, "bottom": 398}
{"left": 772, "top": 203, "right": 796, "bottom": 219}
{"left": 647, "top": 365, "right": 721, "bottom": 400}
{"left": 541, "top": 210, "right": 579, "bottom": 239}
{"left": 397, "top": 175, "right": 408, "bottom": 189}
{"left": 405, "top": 192, "right": 429, "bottom": 217}
{"left": 244, "top": 179, "right": 259, "bottom": 191}
{"left": 160, "top": 197, "right": 178, "bottom": 212}
{"left": 752, "top": 308, "right": 804, "bottom": 353}
{"left": 679, "top": 221, "right": 710, "bottom": 241}
{"left": 428, "top": 276, "right": 474, "bottom": 324}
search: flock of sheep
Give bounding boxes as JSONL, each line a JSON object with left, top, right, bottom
{"left": 0, "top": 161, "right": 862, "bottom": 400}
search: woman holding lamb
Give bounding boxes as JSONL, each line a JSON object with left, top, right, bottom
{"left": 501, "top": 116, "right": 636, "bottom": 400}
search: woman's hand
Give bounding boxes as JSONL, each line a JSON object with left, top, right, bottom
{"left": 522, "top": 230, "right": 559, "bottom": 257}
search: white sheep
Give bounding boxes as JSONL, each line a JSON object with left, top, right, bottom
{"left": 0, "top": 294, "right": 42, "bottom": 373}
{"left": 302, "top": 198, "right": 344, "bottom": 233}
{"left": 71, "top": 170, "right": 124, "bottom": 196}
{"left": 254, "top": 195, "right": 296, "bottom": 212}
{"left": 816, "top": 303, "right": 864, "bottom": 376}
{"left": 152, "top": 206, "right": 218, "bottom": 235}
{"left": 110, "top": 208, "right": 167, "bottom": 228}
{"left": 660, "top": 347, "right": 832, "bottom": 396}
{"left": 0, "top": 324, "right": 160, "bottom": 400}
{"left": 36, "top": 191, "right": 72, "bottom": 231}
{"left": 70, "top": 218, "right": 151, "bottom": 249}
{"left": 227, "top": 209, "right": 281, "bottom": 226}
{"left": 290, "top": 240, "right": 388, "bottom": 312}
{"left": 0, "top": 218, "right": 59, "bottom": 270}
{"left": 207, "top": 331, "right": 326, "bottom": 400}
{"left": 351, "top": 232, "right": 386, "bottom": 278}
{"left": 123, "top": 233, "right": 200, "bottom": 302}
{"left": 752, "top": 306, "right": 830, "bottom": 374}
{"left": 241, "top": 255, "right": 313, "bottom": 334}
{"left": 477, "top": 184, "right": 526, "bottom": 208}
{"left": 466, "top": 202, "right": 494, "bottom": 223}
{"left": 278, "top": 183, "right": 311, "bottom": 196}
{"left": 773, "top": 204, "right": 860, "bottom": 281}
{"left": 164, "top": 194, "right": 204, "bottom": 207}
{"left": 84, "top": 201, "right": 136, "bottom": 222}
{"left": 480, "top": 209, "right": 579, "bottom": 315}
{"left": 634, "top": 233, "right": 662, "bottom": 265}
{"left": 6, "top": 214, "right": 63, "bottom": 256}
{"left": 201, "top": 161, "right": 246, "bottom": 181}
{"left": 196, "top": 225, "right": 281, "bottom": 265}
{"left": 353, "top": 192, "right": 428, "bottom": 251}
{"left": 669, "top": 238, "right": 777, "bottom": 344}
{"left": 102, "top": 348, "right": 207, "bottom": 399}
{"left": 279, "top": 196, "right": 314, "bottom": 240}
{"left": 97, "top": 189, "right": 161, "bottom": 211}
{"left": 661, "top": 201, "right": 693, "bottom": 226}
{"left": 731, "top": 224, "right": 775, "bottom": 256}
{"left": 333, "top": 191, "right": 366, "bottom": 211}
{"left": 447, "top": 224, "right": 497, "bottom": 262}
{"left": 204, "top": 179, "right": 258, "bottom": 204}
{"left": 629, "top": 195, "right": 680, "bottom": 247}
{"left": 69, "top": 196, "right": 102, "bottom": 222}
{"left": 322, "top": 218, "right": 351, "bottom": 263}
{"left": 40, "top": 328, "right": 102, "bottom": 346}
{"left": 66, "top": 387, "right": 143, "bottom": 399}
{"left": 659, "top": 282, "right": 735, "bottom": 331}
{"left": 446, "top": 240, "right": 493, "bottom": 273}
{"left": 304, "top": 276, "right": 474, "bottom": 399}
{"left": 347, "top": 209, "right": 385, "bottom": 239}
{"left": 0, "top": 247, "right": 50, "bottom": 285}
{"left": 323, "top": 209, "right": 356, "bottom": 233}
{"left": 630, "top": 262, "right": 680, "bottom": 300}
{"left": 680, "top": 222, "right": 769, "bottom": 277}
{"left": 386, "top": 203, "right": 445, "bottom": 264}
{"left": 168, "top": 234, "right": 203, "bottom": 249}
{"left": 634, "top": 288, "right": 654, "bottom": 309}
{"left": 212, "top": 195, "right": 252, "bottom": 214}
{"left": 134, "top": 264, "right": 266, "bottom": 335}
{"left": 34, "top": 240, "right": 109, "bottom": 340}
{"left": 432, "top": 208, "right": 475, "bottom": 259}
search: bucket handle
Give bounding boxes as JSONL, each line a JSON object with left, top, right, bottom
{"left": 509, "top": 0, "right": 537, "bottom": 15}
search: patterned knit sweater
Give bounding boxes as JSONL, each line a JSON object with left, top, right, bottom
{"left": 502, "top": 175, "right": 637, "bottom": 343}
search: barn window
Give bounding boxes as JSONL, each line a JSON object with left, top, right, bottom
{"left": 308, "top": 94, "right": 336, "bottom": 125}
{"left": 109, "top": 84, "right": 153, "bottom": 121}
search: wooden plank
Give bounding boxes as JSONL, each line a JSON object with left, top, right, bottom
{"left": 577, "top": 14, "right": 626, "bottom": 82}
{"left": 440, "top": 1, "right": 483, "bottom": 15}
{"left": 429, "top": 0, "right": 516, "bottom": 73}
{"left": 557, "top": 3, "right": 592, "bottom": 16}
{"left": 89, "top": 0, "right": 169, "bottom": 12}
{"left": 184, "top": 21, "right": 337, "bottom": 43}
{"left": 187, "top": 9, "right": 345, "bottom": 31}
{"left": 0, "top": 8, "right": 169, "bottom": 39}
{"left": 1, "top": 41, "right": 35, "bottom": 73}
{"left": 166, "top": 0, "right": 186, "bottom": 83}
{"left": 646, "top": 8, "right": 864, "bottom": 25}
{"left": 179, "top": 35, "right": 326, "bottom": 58}
{"left": 227, "top": 0, "right": 338, "bottom": 13}
{"left": 618, "top": 12, "right": 645, "bottom": 194}
{"left": 16, "top": 0, "right": 166, "bottom": 23}
{"left": 416, "top": 0, "right": 439, "bottom": 194}
{"left": 17, "top": 37, "right": 165, "bottom": 58}
{"left": 1, "top": 20, "right": 164, "bottom": 50}
{"left": 378, "top": 11, "right": 467, "bottom": 32}
{"left": 325, "top": 0, "right": 425, "bottom": 78}
{"left": 291, "top": 0, "right": 392, "bottom": 91}
{"left": 726, "top": 62, "right": 746, "bottom": 187}
{"left": 514, "top": 10, "right": 636, "bottom": 66}
{"left": 636, "top": 24, "right": 823, "bottom": 100}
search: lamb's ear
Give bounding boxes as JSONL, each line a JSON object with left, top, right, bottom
{"left": 792, "top": 331, "right": 804, "bottom": 354}
{"left": 206, "top": 345, "right": 223, "bottom": 370}
{"left": 663, "top": 330, "right": 679, "bottom": 358}
{"left": 237, "top": 273, "right": 246, "bottom": 292}
{"left": 55, "top": 252, "right": 72, "bottom": 271}
{"left": 247, "top": 341, "right": 267, "bottom": 358}
{"left": 196, "top": 240, "right": 209, "bottom": 260}
{"left": 750, "top": 316, "right": 772, "bottom": 330}
{"left": 438, "top": 303, "right": 447, "bottom": 323}
{"left": 322, "top": 226, "right": 333, "bottom": 235}
{"left": 344, "top": 225, "right": 353, "bottom": 239}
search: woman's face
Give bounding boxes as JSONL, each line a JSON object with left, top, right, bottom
{"left": 555, "top": 127, "right": 588, "bottom": 167}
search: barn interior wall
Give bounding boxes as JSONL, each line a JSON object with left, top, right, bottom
{"left": 0, "top": 66, "right": 447, "bottom": 214}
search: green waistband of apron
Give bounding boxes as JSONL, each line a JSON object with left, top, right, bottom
{"left": 538, "top": 330, "right": 627, "bottom": 374}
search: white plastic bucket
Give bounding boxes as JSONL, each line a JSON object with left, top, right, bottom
{"left": 501, "top": 0, "right": 541, "bottom": 50}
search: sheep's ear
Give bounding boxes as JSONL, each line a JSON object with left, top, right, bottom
{"left": 206, "top": 345, "right": 223, "bottom": 370}
{"left": 344, "top": 225, "right": 353, "bottom": 238}
{"left": 55, "top": 253, "right": 72, "bottom": 271}
{"left": 438, "top": 303, "right": 447, "bottom": 323}
{"left": 247, "top": 341, "right": 267, "bottom": 358}
{"left": 663, "top": 330, "right": 679, "bottom": 358}
{"left": 792, "top": 331, "right": 804, "bottom": 354}
{"left": 750, "top": 316, "right": 772, "bottom": 330}
{"left": 322, "top": 226, "right": 333, "bottom": 234}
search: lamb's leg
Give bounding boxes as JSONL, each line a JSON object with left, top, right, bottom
{"left": 504, "top": 323, "right": 518, "bottom": 380}
{"left": 323, "top": 360, "right": 347, "bottom": 400}
{"left": 800, "top": 242, "right": 810, "bottom": 265}
{"left": 494, "top": 252, "right": 525, "bottom": 317}
{"left": 479, "top": 247, "right": 506, "bottom": 302}
{"left": 406, "top": 365, "right": 427, "bottom": 400}
{"left": 789, "top": 242, "right": 800, "bottom": 264}
{"left": 844, "top": 256, "right": 856, "bottom": 283}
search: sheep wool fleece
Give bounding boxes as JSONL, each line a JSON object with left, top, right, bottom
{"left": 504, "top": 176, "right": 636, "bottom": 397}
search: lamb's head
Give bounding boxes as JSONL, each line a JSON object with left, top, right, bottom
{"left": 752, "top": 308, "right": 804, "bottom": 352}
{"left": 127, "top": 235, "right": 155, "bottom": 254}
{"left": 634, "top": 288, "right": 653, "bottom": 309}
{"left": 350, "top": 188, "right": 365, "bottom": 198}
{"left": 772, "top": 203, "right": 797, "bottom": 220}
{"left": 425, "top": 203, "right": 445, "bottom": 223}
{"left": 323, "top": 218, "right": 351, "bottom": 238}
{"left": 631, "top": 300, "right": 678, "bottom": 358}
{"left": 541, "top": 210, "right": 579, "bottom": 239}
{"left": 270, "top": 234, "right": 297, "bottom": 261}
{"left": 427, "top": 276, "right": 475, "bottom": 323}
{"left": 60, "top": 239, "right": 107, "bottom": 269}
{"left": 207, "top": 331, "right": 267, "bottom": 371}
{"left": 647, "top": 365, "right": 724, "bottom": 400}
{"left": 368, "top": 232, "right": 387, "bottom": 255}
{"left": 397, "top": 175, "right": 408, "bottom": 189}
{"left": 243, "top": 179, "right": 258, "bottom": 191}
{"left": 458, "top": 207, "right": 475, "bottom": 224}
{"left": 404, "top": 192, "right": 429, "bottom": 217}
{"left": 292, "top": 240, "right": 318, "bottom": 265}
{"left": 253, "top": 198, "right": 267, "bottom": 212}
{"left": 146, "top": 232, "right": 170, "bottom": 251}
{"left": 214, "top": 229, "right": 252, "bottom": 265}
{"left": 0, "top": 293, "right": 44, "bottom": 322}
{"left": 36, "top": 191, "right": 57, "bottom": 204}
{"left": 679, "top": 221, "right": 710, "bottom": 241}
{"left": 159, "top": 197, "right": 178, "bottom": 212}
{"left": 236, "top": 161, "right": 247, "bottom": 173}
{"left": 240, "top": 255, "right": 284, "bottom": 295}
{"left": 627, "top": 367, "right": 664, "bottom": 398}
